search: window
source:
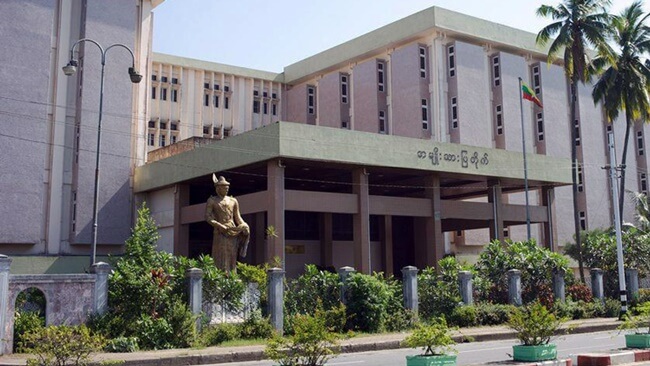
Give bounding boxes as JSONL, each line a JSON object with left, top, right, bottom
{"left": 263, "top": 101, "right": 268, "bottom": 114}
{"left": 579, "top": 211, "right": 586, "bottom": 231}
{"left": 204, "top": 82, "right": 210, "bottom": 89}
{"left": 340, "top": 74, "right": 349, "bottom": 104}
{"left": 448, "top": 45, "right": 455, "bottom": 77}
{"left": 421, "top": 99, "right": 429, "bottom": 130}
{"left": 577, "top": 164, "right": 584, "bottom": 192}
{"left": 213, "top": 127, "right": 220, "bottom": 135}
{"left": 161, "top": 76, "right": 168, "bottom": 83}
{"left": 272, "top": 92, "right": 278, "bottom": 99}
{"left": 170, "top": 122, "right": 178, "bottom": 131}
{"left": 450, "top": 97, "right": 458, "bottom": 129}
{"left": 204, "top": 94, "right": 209, "bottom": 107}
{"left": 377, "top": 61, "right": 385, "bottom": 92}
{"left": 171, "top": 77, "right": 178, "bottom": 84}
{"left": 495, "top": 105, "right": 503, "bottom": 135}
{"left": 536, "top": 112, "right": 544, "bottom": 141}
{"left": 419, "top": 46, "right": 427, "bottom": 78}
{"left": 272, "top": 103, "right": 277, "bottom": 116}
{"left": 532, "top": 65, "right": 541, "bottom": 95}
{"left": 171, "top": 135, "right": 177, "bottom": 144}
{"left": 638, "top": 130, "right": 645, "bottom": 156}
{"left": 171, "top": 89, "right": 178, "bottom": 102}
{"left": 148, "top": 133, "right": 155, "bottom": 146}
{"left": 160, "top": 121, "right": 167, "bottom": 129}
{"left": 214, "top": 84, "right": 220, "bottom": 90}
{"left": 151, "top": 74, "right": 157, "bottom": 81}
{"left": 224, "top": 85, "right": 230, "bottom": 92}
{"left": 148, "top": 120, "right": 155, "bottom": 128}
{"left": 151, "top": 86, "right": 156, "bottom": 99}
{"left": 224, "top": 128, "right": 231, "bottom": 137}
{"left": 341, "top": 120, "right": 349, "bottom": 129}
{"left": 253, "top": 90, "right": 259, "bottom": 97}
{"left": 71, "top": 191, "right": 77, "bottom": 232}
{"left": 225, "top": 97, "right": 229, "bottom": 109}
{"left": 492, "top": 56, "right": 500, "bottom": 87}
{"left": 161, "top": 88, "right": 167, "bottom": 101}
{"left": 263, "top": 91, "right": 268, "bottom": 98}
{"left": 456, "top": 230, "right": 462, "bottom": 237}
{"left": 607, "top": 125, "right": 613, "bottom": 133}
{"left": 253, "top": 100, "right": 260, "bottom": 114}
{"left": 379, "top": 110, "right": 387, "bottom": 134}
{"left": 214, "top": 95, "right": 219, "bottom": 108}
{"left": 641, "top": 173, "right": 648, "bottom": 194}
{"left": 503, "top": 227, "right": 510, "bottom": 238}
{"left": 575, "top": 119, "right": 581, "bottom": 146}
{"left": 159, "top": 134, "right": 166, "bottom": 147}
{"left": 307, "top": 86, "right": 315, "bottom": 114}
{"left": 203, "top": 126, "right": 209, "bottom": 135}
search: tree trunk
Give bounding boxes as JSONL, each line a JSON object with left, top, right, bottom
{"left": 618, "top": 112, "right": 632, "bottom": 225}
{"left": 570, "top": 78, "right": 586, "bottom": 283}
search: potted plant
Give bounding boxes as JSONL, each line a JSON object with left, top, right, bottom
{"left": 402, "top": 317, "right": 457, "bottom": 366}
{"left": 619, "top": 302, "right": 650, "bottom": 348}
{"left": 506, "top": 301, "right": 568, "bottom": 362}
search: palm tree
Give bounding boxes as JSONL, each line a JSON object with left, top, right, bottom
{"left": 536, "top": 0, "right": 612, "bottom": 283}
{"left": 592, "top": 1, "right": 650, "bottom": 226}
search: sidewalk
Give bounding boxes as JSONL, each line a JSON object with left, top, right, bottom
{"left": 0, "top": 317, "right": 621, "bottom": 366}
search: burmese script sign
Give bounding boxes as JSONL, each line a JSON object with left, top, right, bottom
{"left": 416, "top": 147, "right": 489, "bottom": 170}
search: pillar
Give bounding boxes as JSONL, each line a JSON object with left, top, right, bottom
{"left": 508, "top": 269, "right": 522, "bottom": 306}
{"left": 0, "top": 255, "right": 12, "bottom": 355}
{"left": 553, "top": 268, "right": 565, "bottom": 302}
{"left": 541, "top": 186, "right": 557, "bottom": 251}
{"left": 423, "top": 174, "right": 444, "bottom": 269}
{"left": 267, "top": 267, "right": 285, "bottom": 334}
{"left": 90, "top": 262, "right": 110, "bottom": 315}
{"left": 173, "top": 184, "right": 190, "bottom": 256}
{"left": 267, "top": 160, "right": 285, "bottom": 266}
{"left": 458, "top": 270, "right": 473, "bottom": 305}
{"left": 626, "top": 268, "right": 639, "bottom": 303}
{"left": 488, "top": 180, "right": 504, "bottom": 242}
{"left": 254, "top": 212, "right": 266, "bottom": 264}
{"left": 338, "top": 266, "right": 355, "bottom": 304}
{"left": 353, "top": 168, "right": 370, "bottom": 273}
{"left": 186, "top": 268, "right": 203, "bottom": 331}
{"left": 320, "top": 213, "right": 333, "bottom": 269}
{"left": 401, "top": 266, "right": 418, "bottom": 314}
{"left": 591, "top": 268, "right": 604, "bottom": 301}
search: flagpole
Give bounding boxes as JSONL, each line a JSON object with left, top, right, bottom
{"left": 518, "top": 77, "right": 532, "bottom": 241}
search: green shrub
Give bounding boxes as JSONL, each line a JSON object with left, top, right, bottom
{"left": 285, "top": 265, "right": 341, "bottom": 317}
{"left": 239, "top": 310, "right": 274, "bottom": 339}
{"left": 474, "top": 303, "right": 514, "bottom": 326}
{"left": 418, "top": 257, "right": 467, "bottom": 322}
{"left": 507, "top": 302, "right": 567, "bottom": 346}
{"left": 637, "top": 289, "right": 650, "bottom": 304}
{"left": 344, "top": 273, "right": 391, "bottom": 333}
{"left": 402, "top": 318, "right": 456, "bottom": 356}
{"left": 603, "top": 298, "right": 621, "bottom": 318}
{"left": 14, "top": 311, "right": 44, "bottom": 352}
{"left": 21, "top": 325, "right": 104, "bottom": 366}
{"left": 104, "top": 336, "right": 139, "bottom": 353}
{"left": 449, "top": 305, "right": 478, "bottom": 327}
{"left": 567, "top": 283, "right": 593, "bottom": 303}
{"left": 200, "top": 323, "right": 240, "bottom": 346}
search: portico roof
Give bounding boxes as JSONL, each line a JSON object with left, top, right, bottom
{"left": 134, "top": 121, "right": 572, "bottom": 193}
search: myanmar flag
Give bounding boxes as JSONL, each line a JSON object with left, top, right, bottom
{"left": 522, "top": 82, "right": 543, "bottom": 108}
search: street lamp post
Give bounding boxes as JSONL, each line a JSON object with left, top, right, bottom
{"left": 62, "top": 38, "right": 142, "bottom": 266}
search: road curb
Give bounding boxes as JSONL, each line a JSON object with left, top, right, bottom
{"left": 577, "top": 350, "right": 650, "bottom": 366}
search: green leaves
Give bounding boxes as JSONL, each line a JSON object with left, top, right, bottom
{"left": 402, "top": 318, "right": 456, "bottom": 356}
{"left": 21, "top": 325, "right": 104, "bottom": 366}
{"left": 507, "top": 302, "right": 567, "bottom": 346}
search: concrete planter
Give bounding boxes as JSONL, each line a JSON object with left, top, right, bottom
{"left": 512, "top": 344, "right": 557, "bottom": 362}
{"left": 405, "top": 354, "right": 457, "bottom": 366}
{"left": 626, "top": 334, "right": 650, "bottom": 348}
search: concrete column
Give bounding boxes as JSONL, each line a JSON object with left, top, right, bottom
{"left": 541, "top": 186, "right": 557, "bottom": 251}
{"left": 626, "top": 268, "right": 639, "bottom": 302}
{"left": 423, "top": 174, "right": 444, "bottom": 268}
{"left": 254, "top": 212, "right": 266, "bottom": 264}
{"left": 401, "top": 266, "right": 418, "bottom": 314}
{"left": 591, "top": 268, "right": 604, "bottom": 301}
{"left": 382, "top": 216, "right": 394, "bottom": 276}
{"left": 507, "top": 269, "right": 522, "bottom": 306}
{"left": 267, "top": 267, "right": 285, "bottom": 334}
{"left": 267, "top": 160, "right": 285, "bottom": 265}
{"left": 488, "top": 180, "right": 504, "bottom": 242}
{"left": 338, "top": 266, "right": 355, "bottom": 304}
{"left": 320, "top": 213, "right": 333, "bottom": 269}
{"left": 173, "top": 184, "right": 190, "bottom": 256}
{"left": 186, "top": 268, "right": 203, "bottom": 331}
{"left": 0, "top": 255, "right": 12, "bottom": 355}
{"left": 90, "top": 262, "right": 111, "bottom": 315}
{"left": 353, "top": 168, "right": 370, "bottom": 273}
{"left": 553, "top": 268, "right": 566, "bottom": 302}
{"left": 458, "top": 270, "right": 473, "bottom": 305}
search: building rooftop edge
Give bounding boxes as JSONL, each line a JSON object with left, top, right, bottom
{"left": 152, "top": 52, "right": 285, "bottom": 82}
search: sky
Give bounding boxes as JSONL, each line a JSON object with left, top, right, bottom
{"left": 152, "top": 0, "right": 644, "bottom": 73}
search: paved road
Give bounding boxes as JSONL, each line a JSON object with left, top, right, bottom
{"left": 200, "top": 330, "right": 626, "bottom": 366}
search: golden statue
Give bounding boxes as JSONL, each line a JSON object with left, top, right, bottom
{"left": 205, "top": 175, "right": 250, "bottom": 272}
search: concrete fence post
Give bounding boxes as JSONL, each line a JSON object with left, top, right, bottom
{"left": 458, "top": 270, "right": 473, "bottom": 305}
{"left": 89, "top": 262, "right": 111, "bottom": 315}
{"left": 185, "top": 268, "right": 203, "bottom": 331}
{"left": 0, "top": 255, "right": 12, "bottom": 355}
{"left": 553, "top": 268, "right": 566, "bottom": 302}
{"left": 626, "top": 268, "right": 639, "bottom": 303}
{"left": 507, "top": 269, "right": 522, "bottom": 306}
{"left": 338, "top": 266, "right": 355, "bottom": 305}
{"left": 267, "top": 267, "right": 285, "bottom": 335}
{"left": 401, "top": 266, "right": 418, "bottom": 314}
{"left": 591, "top": 268, "right": 604, "bottom": 301}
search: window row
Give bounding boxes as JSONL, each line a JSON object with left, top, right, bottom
{"left": 147, "top": 120, "right": 178, "bottom": 130}
{"left": 147, "top": 132, "right": 178, "bottom": 147}
{"left": 151, "top": 86, "right": 178, "bottom": 102}
{"left": 151, "top": 74, "right": 178, "bottom": 84}
{"left": 204, "top": 94, "right": 230, "bottom": 109}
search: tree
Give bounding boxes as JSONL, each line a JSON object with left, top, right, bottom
{"left": 592, "top": 1, "right": 650, "bottom": 225}
{"left": 536, "top": 0, "right": 612, "bottom": 282}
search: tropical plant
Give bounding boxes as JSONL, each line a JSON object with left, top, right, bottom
{"left": 21, "top": 325, "right": 104, "bottom": 366}
{"left": 592, "top": 1, "right": 650, "bottom": 224}
{"left": 631, "top": 191, "right": 650, "bottom": 232}
{"left": 536, "top": 0, "right": 612, "bottom": 283}
{"left": 402, "top": 318, "right": 456, "bottom": 356}
{"left": 507, "top": 301, "right": 568, "bottom": 346}
{"left": 418, "top": 257, "right": 466, "bottom": 321}
{"left": 619, "top": 301, "right": 650, "bottom": 334}
{"left": 343, "top": 272, "right": 392, "bottom": 333}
